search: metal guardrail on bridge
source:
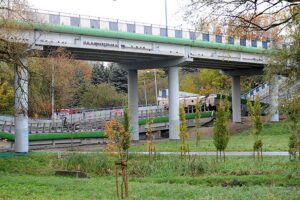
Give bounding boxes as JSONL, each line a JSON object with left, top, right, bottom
{"left": 2, "top": 1, "right": 272, "bottom": 49}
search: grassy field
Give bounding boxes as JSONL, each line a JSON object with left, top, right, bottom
{"left": 0, "top": 153, "right": 299, "bottom": 199}
{"left": 0, "top": 121, "right": 298, "bottom": 200}
{"left": 0, "top": 174, "right": 299, "bottom": 200}
{"left": 130, "top": 121, "right": 291, "bottom": 152}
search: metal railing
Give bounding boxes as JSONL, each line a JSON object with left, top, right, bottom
{"left": 1, "top": 6, "right": 269, "bottom": 49}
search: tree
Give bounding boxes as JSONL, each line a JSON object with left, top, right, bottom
{"left": 184, "top": 0, "right": 299, "bottom": 32}
{"left": 91, "top": 63, "right": 109, "bottom": 85}
{"left": 265, "top": 6, "right": 300, "bottom": 86}
{"left": 0, "top": 81, "right": 14, "bottom": 114}
{"left": 28, "top": 49, "right": 79, "bottom": 117}
{"left": 199, "top": 69, "right": 231, "bottom": 95}
{"left": 264, "top": 7, "right": 299, "bottom": 161}
{"left": 195, "top": 97, "right": 201, "bottom": 147}
{"left": 284, "top": 97, "right": 300, "bottom": 160}
{"left": 104, "top": 118, "right": 131, "bottom": 199}
{"left": 180, "top": 72, "right": 199, "bottom": 94}
{"left": 80, "top": 83, "right": 125, "bottom": 109}
{"left": 179, "top": 104, "right": 189, "bottom": 159}
{"left": 146, "top": 119, "right": 156, "bottom": 163}
{"left": 109, "top": 65, "right": 128, "bottom": 93}
{"left": 213, "top": 99, "right": 230, "bottom": 162}
{"left": 123, "top": 104, "right": 131, "bottom": 160}
{"left": 247, "top": 95, "right": 263, "bottom": 161}
{"left": 0, "top": 62, "right": 13, "bottom": 114}
{"left": 0, "top": 0, "right": 35, "bottom": 115}
{"left": 72, "top": 69, "right": 85, "bottom": 107}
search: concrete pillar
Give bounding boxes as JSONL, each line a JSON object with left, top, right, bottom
{"left": 168, "top": 67, "right": 180, "bottom": 140}
{"left": 231, "top": 76, "right": 241, "bottom": 123}
{"left": 269, "top": 75, "right": 279, "bottom": 122}
{"left": 14, "top": 57, "right": 29, "bottom": 153}
{"left": 128, "top": 69, "right": 139, "bottom": 141}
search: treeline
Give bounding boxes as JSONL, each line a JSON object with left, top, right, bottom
{"left": 0, "top": 53, "right": 264, "bottom": 118}
{"left": 0, "top": 49, "right": 129, "bottom": 118}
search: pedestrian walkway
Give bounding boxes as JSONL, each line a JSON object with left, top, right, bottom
{"left": 134, "top": 151, "right": 291, "bottom": 156}
{"left": 31, "top": 150, "right": 292, "bottom": 156}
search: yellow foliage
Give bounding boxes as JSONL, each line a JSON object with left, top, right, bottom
{"left": 104, "top": 119, "right": 131, "bottom": 160}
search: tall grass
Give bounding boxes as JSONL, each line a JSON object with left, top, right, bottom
{"left": 1, "top": 153, "right": 299, "bottom": 180}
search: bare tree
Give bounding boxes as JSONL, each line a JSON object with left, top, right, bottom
{"left": 0, "top": 0, "right": 37, "bottom": 115}
{"left": 184, "top": 0, "right": 300, "bottom": 32}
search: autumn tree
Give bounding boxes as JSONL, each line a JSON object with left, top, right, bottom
{"left": 0, "top": 62, "right": 13, "bottom": 114}
{"left": 265, "top": 5, "right": 299, "bottom": 86}
{"left": 104, "top": 119, "right": 131, "bottom": 199}
{"left": 213, "top": 99, "right": 230, "bottom": 162}
{"left": 0, "top": 81, "right": 14, "bottom": 114}
{"left": 247, "top": 96, "right": 263, "bottom": 161}
{"left": 184, "top": 0, "right": 299, "bottom": 32}
{"left": 28, "top": 49, "right": 82, "bottom": 117}
{"left": 146, "top": 119, "right": 156, "bottom": 163}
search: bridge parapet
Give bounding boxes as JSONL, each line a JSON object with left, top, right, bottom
{"left": 18, "top": 8, "right": 271, "bottom": 50}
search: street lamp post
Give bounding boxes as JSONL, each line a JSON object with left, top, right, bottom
{"left": 143, "top": 78, "right": 148, "bottom": 108}
{"left": 154, "top": 69, "right": 158, "bottom": 106}
{"left": 165, "top": 0, "right": 168, "bottom": 37}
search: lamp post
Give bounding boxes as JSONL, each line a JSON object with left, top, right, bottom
{"left": 154, "top": 69, "right": 158, "bottom": 106}
{"left": 143, "top": 78, "right": 148, "bottom": 108}
{"left": 165, "top": 0, "right": 168, "bottom": 37}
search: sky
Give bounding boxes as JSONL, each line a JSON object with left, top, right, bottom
{"left": 27, "top": 0, "right": 188, "bottom": 28}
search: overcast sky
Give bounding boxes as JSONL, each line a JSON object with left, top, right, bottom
{"left": 27, "top": 0, "right": 188, "bottom": 27}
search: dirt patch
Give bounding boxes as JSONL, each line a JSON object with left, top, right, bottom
{"left": 188, "top": 116, "right": 269, "bottom": 138}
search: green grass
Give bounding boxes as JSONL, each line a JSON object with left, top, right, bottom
{"left": 0, "top": 153, "right": 298, "bottom": 177}
{"left": 0, "top": 153, "right": 299, "bottom": 199}
{"left": 0, "top": 174, "right": 299, "bottom": 200}
{"left": 130, "top": 121, "right": 290, "bottom": 152}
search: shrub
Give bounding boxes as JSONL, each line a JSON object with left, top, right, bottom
{"left": 213, "top": 99, "right": 230, "bottom": 162}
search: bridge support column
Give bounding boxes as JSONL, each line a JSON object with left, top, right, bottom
{"left": 168, "top": 67, "right": 180, "bottom": 140}
{"left": 231, "top": 76, "right": 241, "bottom": 123}
{"left": 269, "top": 75, "right": 279, "bottom": 122}
{"left": 128, "top": 69, "right": 139, "bottom": 141}
{"left": 14, "top": 57, "right": 29, "bottom": 153}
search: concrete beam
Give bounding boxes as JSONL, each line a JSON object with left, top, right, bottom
{"left": 14, "top": 57, "right": 29, "bottom": 153}
{"left": 222, "top": 68, "right": 264, "bottom": 76}
{"left": 127, "top": 69, "right": 139, "bottom": 141}
{"left": 231, "top": 76, "right": 241, "bottom": 123}
{"left": 118, "top": 57, "right": 193, "bottom": 70}
{"left": 168, "top": 67, "right": 180, "bottom": 140}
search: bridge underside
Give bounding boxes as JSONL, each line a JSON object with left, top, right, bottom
{"left": 12, "top": 32, "right": 273, "bottom": 153}
{"left": 41, "top": 46, "right": 264, "bottom": 72}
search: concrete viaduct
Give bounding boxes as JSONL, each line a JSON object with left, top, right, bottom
{"left": 3, "top": 9, "right": 280, "bottom": 153}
